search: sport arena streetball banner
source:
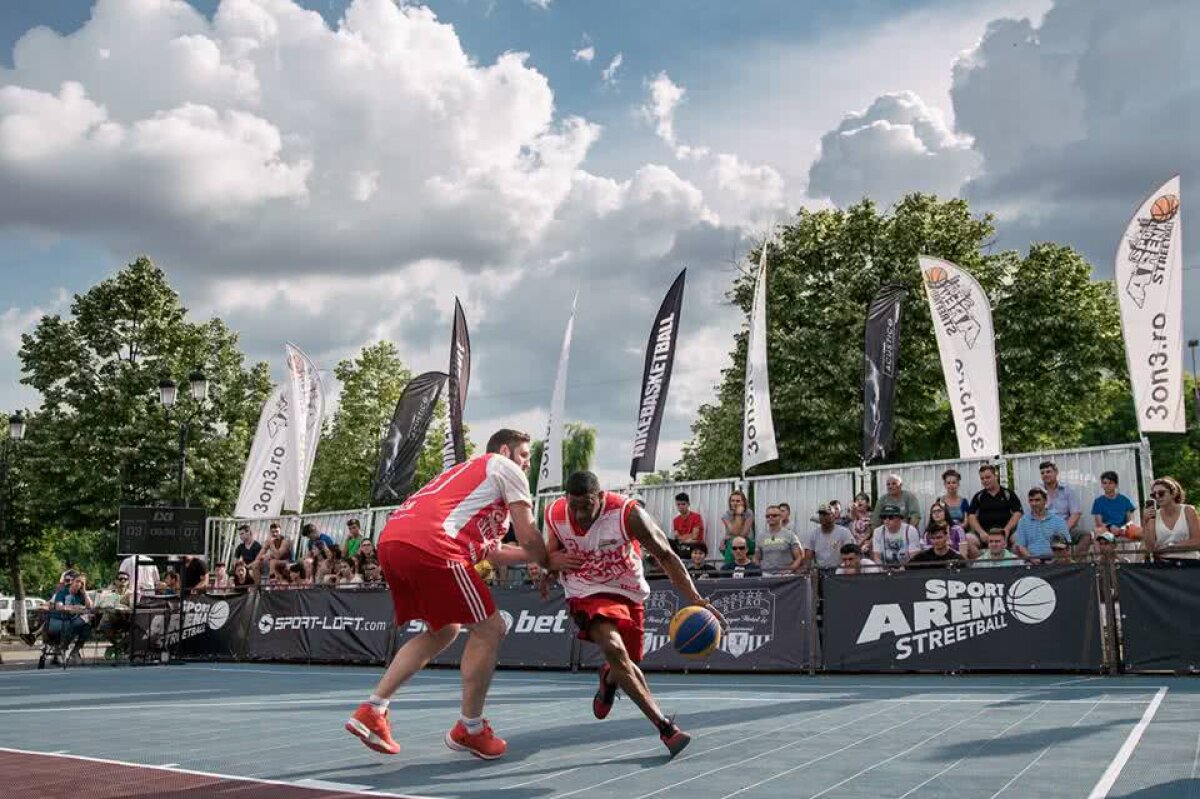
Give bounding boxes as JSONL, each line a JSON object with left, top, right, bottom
{"left": 579, "top": 576, "right": 817, "bottom": 672}
{"left": 1118, "top": 563, "right": 1200, "bottom": 673}
{"left": 171, "top": 590, "right": 256, "bottom": 661}
{"left": 822, "top": 564, "right": 1102, "bottom": 672}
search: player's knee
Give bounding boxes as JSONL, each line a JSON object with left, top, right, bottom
{"left": 471, "top": 612, "right": 506, "bottom": 642}
{"left": 596, "top": 630, "right": 631, "bottom": 669}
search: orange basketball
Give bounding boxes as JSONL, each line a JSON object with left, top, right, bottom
{"left": 1151, "top": 194, "right": 1179, "bottom": 222}
{"left": 924, "top": 266, "right": 948, "bottom": 283}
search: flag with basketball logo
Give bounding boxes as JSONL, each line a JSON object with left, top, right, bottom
{"left": 630, "top": 269, "right": 686, "bottom": 479}
{"left": 441, "top": 298, "right": 472, "bottom": 470}
{"left": 373, "top": 372, "right": 449, "bottom": 504}
{"left": 1115, "top": 175, "right": 1185, "bottom": 433}
{"left": 282, "top": 343, "right": 325, "bottom": 513}
{"left": 538, "top": 292, "right": 578, "bottom": 491}
{"left": 234, "top": 385, "right": 294, "bottom": 518}
{"left": 919, "top": 256, "right": 1001, "bottom": 459}
{"left": 743, "top": 238, "right": 778, "bottom": 475}
{"left": 862, "top": 282, "right": 905, "bottom": 464}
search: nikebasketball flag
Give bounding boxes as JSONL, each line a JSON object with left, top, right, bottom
{"left": 441, "top": 298, "right": 472, "bottom": 470}
{"left": 919, "top": 256, "right": 1001, "bottom": 458}
{"left": 538, "top": 292, "right": 577, "bottom": 491}
{"left": 234, "top": 385, "right": 293, "bottom": 518}
{"left": 862, "top": 283, "right": 904, "bottom": 464}
{"left": 630, "top": 269, "right": 686, "bottom": 479}
{"left": 743, "top": 239, "right": 778, "bottom": 475}
{"left": 282, "top": 343, "right": 324, "bottom": 513}
{"left": 1115, "top": 175, "right": 1185, "bottom": 433}
{"left": 373, "top": 371, "right": 448, "bottom": 504}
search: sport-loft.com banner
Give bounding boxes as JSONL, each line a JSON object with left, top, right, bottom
{"left": 822, "top": 564, "right": 1102, "bottom": 672}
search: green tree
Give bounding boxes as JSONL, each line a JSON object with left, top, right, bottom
{"left": 528, "top": 422, "right": 598, "bottom": 495}
{"left": 677, "top": 195, "right": 1130, "bottom": 479}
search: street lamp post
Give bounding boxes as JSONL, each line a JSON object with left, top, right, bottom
{"left": 159, "top": 370, "right": 209, "bottom": 505}
{"left": 1, "top": 412, "right": 28, "bottom": 639}
{"left": 1189, "top": 339, "right": 1199, "bottom": 429}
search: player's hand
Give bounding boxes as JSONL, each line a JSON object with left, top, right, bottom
{"left": 538, "top": 572, "right": 556, "bottom": 600}
{"left": 693, "top": 599, "right": 728, "bottom": 633}
{"left": 548, "top": 550, "right": 584, "bottom": 572}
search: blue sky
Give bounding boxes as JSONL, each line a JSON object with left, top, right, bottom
{"left": 0, "top": 0, "right": 1194, "bottom": 487}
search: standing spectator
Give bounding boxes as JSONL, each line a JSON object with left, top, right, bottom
{"left": 263, "top": 523, "right": 293, "bottom": 581}
{"left": 924, "top": 501, "right": 975, "bottom": 558}
{"left": 871, "top": 504, "right": 922, "bottom": 568}
{"left": 50, "top": 574, "right": 94, "bottom": 664}
{"left": 1091, "top": 471, "right": 1140, "bottom": 540}
{"left": 939, "top": 469, "right": 971, "bottom": 526}
{"left": 720, "top": 537, "right": 762, "bottom": 578}
{"left": 871, "top": 475, "right": 921, "bottom": 528}
{"left": 210, "top": 562, "right": 231, "bottom": 590}
{"left": 973, "top": 529, "right": 1018, "bottom": 568}
{"left": 967, "top": 464, "right": 1023, "bottom": 544}
{"left": 671, "top": 493, "right": 706, "bottom": 555}
{"left": 344, "top": 519, "right": 365, "bottom": 559}
{"left": 805, "top": 505, "right": 854, "bottom": 571}
{"left": 848, "top": 492, "right": 874, "bottom": 558}
{"left": 778, "top": 503, "right": 793, "bottom": 530}
{"left": 755, "top": 506, "right": 804, "bottom": 575}
{"left": 1037, "top": 461, "right": 1086, "bottom": 553}
{"left": 233, "top": 525, "right": 263, "bottom": 569}
{"left": 1013, "top": 487, "right": 1069, "bottom": 563}
{"left": 686, "top": 543, "right": 719, "bottom": 580}
{"left": 908, "top": 528, "right": 965, "bottom": 568}
{"left": 836, "top": 543, "right": 880, "bottom": 575}
{"left": 182, "top": 557, "right": 209, "bottom": 595}
{"left": 720, "top": 490, "right": 755, "bottom": 565}
{"left": 118, "top": 554, "right": 160, "bottom": 598}
{"left": 1143, "top": 477, "right": 1200, "bottom": 560}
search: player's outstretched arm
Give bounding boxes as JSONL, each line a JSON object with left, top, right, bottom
{"left": 627, "top": 505, "right": 728, "bottom": 631}
{"left": 508, "top": 501, "right": 550, "bottom": 569}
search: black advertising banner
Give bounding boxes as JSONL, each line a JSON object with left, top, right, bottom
{"left": 448, "top": 298, "right": 471, "bottom": 468}
{"left": 119, "top": 506, "right": 206, "bottom": 556}
{"left": 132, "top": 596, "right": 178, "bottom": 660}
{"left": 372, "top": 371, "right": 448, "bottom": 504}
{"left": 822, "top": 565, "right": 1102, "bottom": 672}
{"left": 1119, "top": 564, "right": 1200, "bottom": 673}
{"left": 246, "top": 587, "right": 393, "bottom": 664}
{"left": 170, "top": 591, "right": 255, "bottom": 661}
{"left": 861, "top": 283, "right": 904, "bottom": 464}
{"left": 579, "top": 577, "right": 815, "bottom": 672}
{"left": 630, "top": 269, "right": 685, "bottom": 479}
{"left": 396, "top": 585, "right": 575, "bottom": 669}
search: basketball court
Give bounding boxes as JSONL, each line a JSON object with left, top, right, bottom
{"left": 1, "top": 663, "right": 1195, "bottom": 798}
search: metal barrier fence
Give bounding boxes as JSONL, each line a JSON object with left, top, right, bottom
{"left": 1008, "top": 443, "right": 1142, "bottom": 521}
{"left": 866, "top": 456, "right": 991, "bottom": 523}
{"left": 748, "top": 468, "right": 858, "bottom": 535}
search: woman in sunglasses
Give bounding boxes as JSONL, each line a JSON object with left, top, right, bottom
{"left": 1143, "top": 477, "right": 1200, "bottom": 560}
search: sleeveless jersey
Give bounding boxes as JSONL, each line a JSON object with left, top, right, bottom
{"left": 378, "top": 453, "right": 532, "bottom": 565}
{"left": 545, "top": 492, "right": 650, "bottom": 603}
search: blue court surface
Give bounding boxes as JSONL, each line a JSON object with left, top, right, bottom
{"left": 1, "top": 663, "right": 1197, "bottom": 798}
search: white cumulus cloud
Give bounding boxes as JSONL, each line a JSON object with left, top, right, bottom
{"left": 601, "top": 52, "right": 623, "bottom": 85}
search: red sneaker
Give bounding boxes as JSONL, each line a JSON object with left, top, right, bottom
{"left": 593, "top": 664, "right": 618, "bottom": 719}
{"left": 345, "top": 703, "right": 401, "bottom": 755}
{"left": 660, "top": 720, "right": 691, "bottom": 758}
{"left": 445, "top": 719, "right": 507, "bottom": 760}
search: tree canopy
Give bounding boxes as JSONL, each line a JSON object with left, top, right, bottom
{"left": 528, "top": 422, "right": 598, "bottom": 495}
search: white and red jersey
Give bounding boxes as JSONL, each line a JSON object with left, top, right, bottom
{"left": 378, "top": 453, "right": 532, "bottom": 565}
{"left": 545, "top": 492, "right": 650, "bottom": 604}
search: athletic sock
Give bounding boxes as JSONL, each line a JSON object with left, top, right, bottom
{"left": 367, "top": 694, "right": 390, "bottom": 715}
{"left": 656, "top": 716, "right": 676, "bottom": 736}
{"left": 462, "top": 716, "right": 485, "bottom": 734}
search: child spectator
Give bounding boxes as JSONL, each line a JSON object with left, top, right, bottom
{"left": 848, "top": 492, "right": 875, "bottom": 558}
{"left": 672, "top": 492, "right": 706, "bottom": 555}
{"left": 343, "top": 518, "right": 364, "bottom": 558}
{"left": 1091, "top": 471, "right": 1140, "bottom": 540}
{"left": 686, "top": 543, "right": 719, "bottom": 580}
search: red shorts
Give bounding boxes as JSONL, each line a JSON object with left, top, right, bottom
{"left": 377, "top": 541, "right": 495, "bottom": 631}
{"left": 569, "top": 594, "right": 645, "bottom": 663}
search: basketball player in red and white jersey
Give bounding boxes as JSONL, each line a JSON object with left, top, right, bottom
{"left": 345, "top": 428, "right": 581, "bottom": 759}
{"left": 544, "top": 471, "right": 726, "bottom": 757}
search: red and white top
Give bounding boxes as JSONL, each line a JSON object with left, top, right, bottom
{"left": 545, "top": 492, "right": 650, "bottom": 603}
{"left": 378, "top": 453, "right": 532, "bottom": 565}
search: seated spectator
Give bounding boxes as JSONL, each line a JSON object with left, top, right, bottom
{"left": 672, "top": 492, "right": 706, "bottom": 555}
{"left": 973, "top": 529, "right": 1018, "bottom": 568}
{"left": 871, "top": 503, "right": 922, "bottom": 569}
{"left": 778, "top": 502, "right": 794, "bottom": 529}
{"left": 1094, "top": 531, "right": 1119, "bottom": 564}
{"left": 939, "top": 469, "right": 971, "bottom": 526}
{"left": 112, "top": 573, "right": 133, "bottom": 606}
{"left": 181, "top": 556, "right": 209, "bottom": 595}
{"left": 967, "top": 464, "right": 1023, "bottom": 544}
{"left": 343, "top": 518, "right": 365, "bottom": 559}
{"left": 720, "top": 490, "right": 755, "bottom": 565}
{"left": 263, "top": 523, "right": 293, "bottom": 581}
{"left": 757, "top": 505, "right": 804, "bottom": 575}
{"left": 354, "top": 539, "right": 378, "bottom": 575}
{"left": 118, "top": 554, "right": 160, "bottom": 598}
{"left": 233, "top": 524, "right": 263, "bottom": 570}
{"left": 687, "top": 543, "right": 719, "bottom": 580}
{"left": 1091, "top": 471, "right": 1141, "bottom": 540}
{"left": 925, "top": 501, "right": 975, "bottom": 558}
{"left": 848, "top": 493, "right": 875, "bottom": 558}
{"left": 50, "top": 573, "right": 94, "bottom": 664}
{"left": 230, "top": 560, "right": 255, "bottom": 588}
{"left": 303, "top": 523, "right": 336, "bottom": 555}
{"left": 287, "top": 562, "right": 310, "bottom": 587}
{"left": 908, "top": 527, "right": 965, "bottom": 568}
{"left": 1143, "top": 477, "right": 1200, "bottom": 560}
{"left": 720, "top": 537, "right": 761, "bottom": 578}
{"left": 805, "top": 504, "right": 854, "bottom": 572}
{"left": 836, "top": 543, "right": 880, "bottom": 575}
{"left": 210, "top": 562, "right": 231, "bottom": 590}
{"left": 361, "top": 560, "right": 384, "bottom": 586}
{"left": 160, "top": 571, "right": 181, "bottom": 596}
{"left": 871, "top": 474, "right": 922, "bottom": 528}
{"left": 1051, "top": 538, "right": 1073, "bottom": 564}
{"left": 1013, "top": 487, "right": 1070, "bottom": 563}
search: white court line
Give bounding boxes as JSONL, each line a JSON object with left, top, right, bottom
{"left": 158, "top": 763, "right": 179, "bottom": 767}
{"left": 1191, "top": 729, "right": 1200, "bottom": 779}
{"left": 1046, "top": 676, "right": 1103, "bottom": 687}
{"left": 1088, "top": 686, "right": 1168, "bottom": 799}
{"left": 0, "top": 747, "right": 443, "bottom": 798}
{"left": 990, "top": 746, "right": 1053, "bottom": 798}
{"left": 0, "top": 693, "right": 470, "bottom": 715}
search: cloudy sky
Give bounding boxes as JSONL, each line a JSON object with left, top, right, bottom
{"left": 0, "top": 0, "right": 1195, "bottom": 489}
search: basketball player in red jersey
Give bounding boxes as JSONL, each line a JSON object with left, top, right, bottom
{"left": 544, "top": 471, "right": 727, "bottom": 757}
{"left": 345, "top": 428, "right": 582, "bottom": 759}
